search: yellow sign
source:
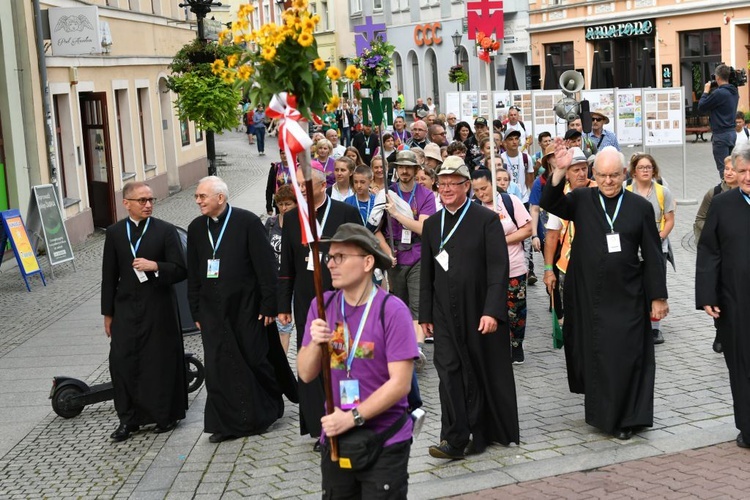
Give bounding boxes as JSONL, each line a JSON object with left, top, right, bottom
{"left": 6, "top": 216, "right": 40, "bottom": 273}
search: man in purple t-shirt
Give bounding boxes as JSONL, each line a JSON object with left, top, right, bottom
{"left": 298, "top": 224, "right": 417, "bottom": 497}
{"left": 375, "top": 151, "right": 436, "bottom": 370}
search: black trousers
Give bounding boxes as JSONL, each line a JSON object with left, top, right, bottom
{"left": 321, "top": 439, "right": 410, "bottom": 499}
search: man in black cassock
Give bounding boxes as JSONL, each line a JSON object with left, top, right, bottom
{"left": 541, "top": 143, "right": 669, "bottom": 441}
{"left": 419, "top": 156, "right": 520, "bottom": 459}
{"left": 696, "top": 143, "right": 750, "bottom": 449}
{"left": 187, "top": 176, "right": 297, "bottom": 444}
{"left": 278, "top": 164, "right": 361, "bottom": 445}
{"left": 102, "top": 181, "right": 187, "bottom": 442}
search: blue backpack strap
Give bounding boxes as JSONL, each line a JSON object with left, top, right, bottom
{"left": 500, "top": 192, "right": 518, "bottom": 229}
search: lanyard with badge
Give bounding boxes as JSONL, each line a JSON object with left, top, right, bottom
{"left": 338, "top": 286, "right": 377, "bottom": 410}
{"left": 358, "top": 196, "right": 373, "bottom": 226}
{"left": 206, "top": 206, "right": 232, "bottom": 278}
{"left": 307, "top": 198, "right": 332, "bottom": 271}
{"left": 127, "top": 218, "right": 151, "bottom": 282}
{"left": 599, "top": 192, "right": 623, "bottom": 253}
{"left": 397, "top": 184, "right": 417, "bottom": 244}
{"left": 436, "top": 200, "right": 470, "bottom": 271}
{"left": 742, "top": 190, "right": 750, "bottom": 205}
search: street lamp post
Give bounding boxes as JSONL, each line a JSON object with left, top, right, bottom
{"left": 179, "top": 0, "right": 222, "bottom": 175}
{"left": 451, "top": 30, "right": 463, "bottom": 92}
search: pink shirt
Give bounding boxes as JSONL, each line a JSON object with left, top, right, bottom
{"left": 494, "top": 194, "right": 531, "bottom": 278}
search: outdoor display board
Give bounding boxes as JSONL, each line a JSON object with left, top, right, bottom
{"left": 643, "top": 88, "right": 685, "bottom": 146}
{"left": 580, "top": 89, "right": 616, "bottom": 135}
{"left": 0, "top": 209, "right": 46, "bottom": 291}
{"left": 613, "top": 89, "right": 644, "bottom": 146}
{"left": 530, "top": 90, "right": 564, "bottom": 144}
{"left": 27, "top": 184, "right": 75, "bottom": 267}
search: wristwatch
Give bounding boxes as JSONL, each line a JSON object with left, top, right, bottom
{"left": 352, "top": 408, "right": 365, "bottom": 427}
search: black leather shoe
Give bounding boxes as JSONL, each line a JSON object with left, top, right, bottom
{"left": 464, "top": 439, "right": 487, "bottom": 456}
{"left": 737, "top": 433, "right": 750, "bottom": 449}
{"left": 713, "top": 341, "right": 723, "bottom": 353}
{"left": 154, "top": 421, "right": 178, "bottom": 434}
{"left": 614, "top": 428, "right": 633, "bottom": 440}
{"left": 653, "top": 329, "right": 664, "bottom": 345}
{"left": 110, "top": 423, "right": 138, "bottom": 442}
{"left": 208, "top": 433, "right": 237, "bottom": 443}
{"left": 428, "top": 440, "right": 465, "bottom": 459}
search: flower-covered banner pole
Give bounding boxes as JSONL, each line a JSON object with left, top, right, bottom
{"left": 351, "top": 36, "right": 396, "bottom": 254}
{"left": 476, "top": 31, "right": 502, "bottom": 200}
{"left": 214, "top": 0, "right": 358, "bottom": 462}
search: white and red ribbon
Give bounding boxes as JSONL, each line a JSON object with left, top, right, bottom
{"left": 266, "top": 93, "right": 318, "bottom": 245}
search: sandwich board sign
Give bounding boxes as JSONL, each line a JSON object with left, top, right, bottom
{"left": 27, "top": 184, "right": 75, "bottom": 274}
{"left": 0, "top": 210, "right": 47, "bottom": 291}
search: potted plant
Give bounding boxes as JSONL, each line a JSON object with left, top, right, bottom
{"left": 449, "top": 65, "right": 469, "bottom": 85}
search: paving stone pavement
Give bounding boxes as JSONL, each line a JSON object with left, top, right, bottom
{"left": 0, "top": 131, "right": 744, "bottom": 499}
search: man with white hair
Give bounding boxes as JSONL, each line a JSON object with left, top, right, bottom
{"left": 325, "top": 129, "right": 346, "bottom": 159}
{"left": 540, "top": 143, "right": 668, "bottom": 441}
{"left": 187, "top": 176, "right": 298, "bottom": 443}
{"left": 696, "top": 142, "right": 750, "bottom": 449}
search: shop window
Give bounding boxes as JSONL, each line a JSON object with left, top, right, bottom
{"left": 350, "top": 0, "right": 362, "bottom": 14}
{"left": 181, "top": 118, "right": 191, "bottom": 146}
{"left": 680, "top": 29, "right": 721, "bottom": 103}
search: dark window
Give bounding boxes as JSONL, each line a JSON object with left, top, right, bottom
{"left": 679, "top": 29, "right": 721, "bottom": 103}
{"left": 181, "top": 119, "right": 191, "bottom": 146}
{"left": 544, "top": 42, "right": 574, "bottom": 82}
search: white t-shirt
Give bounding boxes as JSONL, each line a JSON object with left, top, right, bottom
{"left": 545, "top": 213, "right": 563, "bottom": 231}
{"left": 331, "top": 144, "right": 347, "bottom": 159}
{"left": 736, "top": 128, "right": 750, "bottom": 146}
{"left": 501, "top": 151, "right": 533, "bottom": 203}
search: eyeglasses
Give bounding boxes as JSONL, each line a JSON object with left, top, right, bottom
{"left": 194, "top": 193, "right": 219, "bottom": 201}
{"left": 126, "top": 197, "right": 156, "bottom": 206}
{"left": 435, "top": 131, "right": 447, "bottom": 136}
{"left": 592, "top": 117, "right": 604, "bottom": 122}
{"left": 413, "top": 128, "right": 427, "bottom": 132}
{"left": 593, "top": 172, "right": 622, "bottom": 180}
{"left": 323, "top": 253, "right": 368, "bottom": 265}
{"left": 436, "top": 180, "right": 468, "bottom": 189}
{"left": 636, "top": 165, "right": 654, "bottom": 171}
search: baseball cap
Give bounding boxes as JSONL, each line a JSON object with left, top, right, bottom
{"left": 503, "top": 129, "right": 521, "bottom": 140}
{"left": 474, "top": 117, "right": 488, "bottom": 127}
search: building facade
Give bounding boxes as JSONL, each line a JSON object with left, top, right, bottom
{"left": 529, "top": 0, "right": 750, "bottom": 110}
{"left": 351, "top": 0, "right": 531, "bottom": 114}
{"left": 1, "top": 0, "right": 208, "bottom": 246}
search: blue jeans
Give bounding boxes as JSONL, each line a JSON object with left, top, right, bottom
{"left": 711, "top": 129, "right": 736, "bottom": 179}
{"left": 254, "top": 125, "right": 266, "bottom": 153}
{"left": 342, "top": 127, "right": 351, "bottom": 147}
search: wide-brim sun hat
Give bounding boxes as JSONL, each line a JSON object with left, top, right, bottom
{"left": 321, "top": 223, "right": 393, "bottom": 270}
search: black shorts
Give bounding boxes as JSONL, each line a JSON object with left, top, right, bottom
{"left": 321, "top": 439, "right": 410, "bottom": 499}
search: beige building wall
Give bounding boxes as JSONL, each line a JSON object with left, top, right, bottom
{"left": 20, "top": 1, "right": 210, "bottom": 244}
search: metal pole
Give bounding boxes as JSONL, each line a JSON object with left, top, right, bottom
{"left": 32, "top": 0, "right": 58, "bottom": 192}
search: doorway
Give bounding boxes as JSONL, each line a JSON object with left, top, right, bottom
{"left": 80, "top": 92, "right": 115, "bottom": 228}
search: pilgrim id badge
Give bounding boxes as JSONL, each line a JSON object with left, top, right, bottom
{"left": 207, "top": 259, "right": 220, "bottom": 278}
{"left": 436, "top": 250, "right": 449, "bottom": 271}
{"left": 133, "top": 268, "right": 148, "bottom": 283}
{"left": 306, "top": 248, "right": 321, "bottom": 271}
{"left": 401, "top": 229, "right": 412, "bottom": 244}
{"left": 339, "top": 379, "right": 360, "bottom": 410}
{"left": 606, "top": 233, "right": 622, "bottom": 253}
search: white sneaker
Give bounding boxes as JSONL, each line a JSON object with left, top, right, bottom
{"left": 416, "top": 348, "right": 427, "bottom": 373}
{"left": 411, "top": 408, "right": 426, "bottom": 439}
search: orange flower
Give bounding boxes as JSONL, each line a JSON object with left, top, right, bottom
{"left": 480, "top": 37, "right": 492, "bottom": 49}
{"left": 492, "top": 41, "right": 500, "bottom": 51}
{"left": 476, "top": 32, "right": 485, "bottom": 42}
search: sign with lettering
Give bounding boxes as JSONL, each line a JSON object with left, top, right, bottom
{"left": 0, "top": 210, "right": 46, "bottom": 292}
{"left": 662, "top": 64, "right": 673, "bottom": 88}
{"left": 585, "top": 19, "right": 654, "bottom": 41}
{"left": 414, "top": 23, "right": 442, "bottom": 46}
{"left": 467, "top": 0, "right": 504, "bottom": 41}
{"left": 49, "top": 6, "right": 102, "bottom": 56}
{"left": 27, "top": 185, "right": 75, "bottom": 267}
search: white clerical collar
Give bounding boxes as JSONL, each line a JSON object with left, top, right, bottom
{"left": 211, "top": 204, "right": 229, "bottom": 222}
{"left": 129, "top": 217, "right": 144, "bottom": 226}
{"left": 445, "top": 199, "right": 469, "bottom": 215}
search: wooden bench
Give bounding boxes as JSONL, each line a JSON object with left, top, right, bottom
{"left": 685, "top": 126, "right": 710, "bottom": 143}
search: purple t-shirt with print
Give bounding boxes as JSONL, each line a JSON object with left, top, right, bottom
{"left": 303, "top": 288, "right": 418, "bottom": 447}
{"left": 383, "top": 183, "right": 437, "bottom": 266}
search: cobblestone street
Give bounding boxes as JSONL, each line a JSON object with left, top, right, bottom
{"left": 1, "top": 130, "right": 748, "bottom": 499}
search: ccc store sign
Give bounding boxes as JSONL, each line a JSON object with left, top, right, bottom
{"left": 414, "top": 22, "right": 442, "bottom": 46}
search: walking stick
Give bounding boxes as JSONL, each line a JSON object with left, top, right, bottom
{"left": 298, "top": 151, "right": 339, "bottom": 461}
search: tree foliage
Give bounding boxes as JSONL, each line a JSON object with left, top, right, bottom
{"left": 167, "top": 39, "right": 243, "bottom": 132}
